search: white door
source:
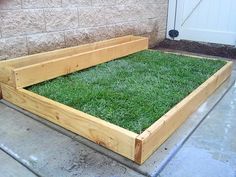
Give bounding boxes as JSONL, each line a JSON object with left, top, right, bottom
{"left": 167, "top": 0, "right": 236, "bottom": 46}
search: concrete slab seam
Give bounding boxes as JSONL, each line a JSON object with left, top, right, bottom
{"left": 0, "top": 148, "right": 41, "bottom": 177}
{"left": 152, "top": 79, "right": 236, "bottom": 177}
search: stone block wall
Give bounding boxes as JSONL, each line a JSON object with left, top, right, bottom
{"left": 0, "top": 0, "right": 168, "bottom": 60}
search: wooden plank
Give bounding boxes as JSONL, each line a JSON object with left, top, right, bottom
{"left": 157, "top": 49, "right": 230, "bottom": 61}
{"left": 0, "top": 35, "right": 135, "bottom": 88}
{"left": 13, "top": 37, "right": 148, "bottom": 88}
{"left": 0, "top": 85, "right": 2, "bottom": 99}
{"left": 1, "top": 84, "right": 138, "bottom": 160}
{"left": 135, "top": 61, "right": 233, "bottom": 164}
{"left": 0, "top": 65, "right": 16, "bottom": 87}
{"left": 6, "top": 35, "right": 133, "bottom": 68}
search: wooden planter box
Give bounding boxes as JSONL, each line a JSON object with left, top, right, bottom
{"left": 0, "top": 36, "right": 233, "bottom": 164}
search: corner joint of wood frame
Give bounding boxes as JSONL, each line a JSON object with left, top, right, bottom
{"left": 134, "top": 137, "right": 143, "bottom": 164}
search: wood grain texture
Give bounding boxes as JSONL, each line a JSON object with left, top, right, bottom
{"left": 0, "top": 64, "right": 15, "bottom": 87}
{"left": 14, "top": 37, "right": 148, "bottom": 88}
{"left": 0, "top": 36, "right": 145, "bottom": 89}
{"left": 1, "top": 84, "right": 138, "bottom": 160}
{"left": 6, "top": 35, "right": 134, "bottom": 68}
{"left": 135, "top": 61, "right": 233, "bottom": 164}
{"left": 0, "top": 84, "right": 2, "bottom": 99}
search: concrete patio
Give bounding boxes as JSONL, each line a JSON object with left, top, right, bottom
{"left": 0, "top": 61, "right": 235, "bottom": 177}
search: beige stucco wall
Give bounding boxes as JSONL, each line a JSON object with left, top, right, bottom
{"left": 0, "top": 0, "right": 168, "bottom": 60}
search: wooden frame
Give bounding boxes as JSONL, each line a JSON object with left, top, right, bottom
{"left": 0, "top": 35, "right": 148, "bottom": 88}
{"left": 0, "top": 36, "right": 233, "bottom": 164}
{"left": 0, "top": 85, "right": 2, "bottom": 99}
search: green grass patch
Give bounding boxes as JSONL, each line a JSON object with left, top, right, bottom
{"left": 27, "top": 50, "right": 226, "bottom": 133}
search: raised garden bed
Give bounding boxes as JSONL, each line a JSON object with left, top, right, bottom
{"left": 0, "top": 36, "right": 233, "bottom": 164}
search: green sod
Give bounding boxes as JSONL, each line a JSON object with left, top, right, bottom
{"left": 27, "top": 50, "right": 226, "bottom": 133}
